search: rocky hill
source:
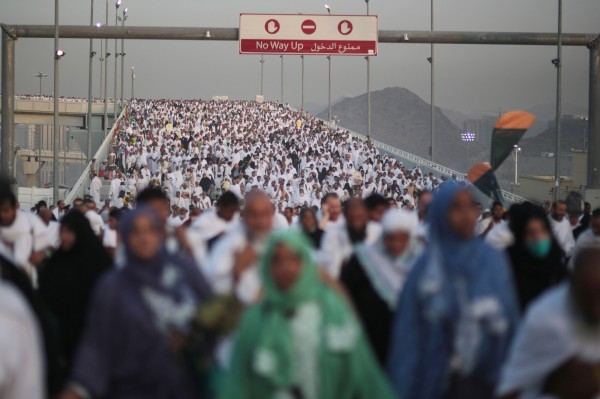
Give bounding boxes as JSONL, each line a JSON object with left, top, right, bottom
{"left": 317, "top": 87, "right": 473, "bottom": 171}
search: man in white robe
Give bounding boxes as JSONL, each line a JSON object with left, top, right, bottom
{"left": 497, "top": 247, "right": 600, "bottom": 399}
{"left": 549, "top": 200, "right": 576, "bottom": 258}
{"left": 89, "top": 173, "right": 102, "bottom": 205}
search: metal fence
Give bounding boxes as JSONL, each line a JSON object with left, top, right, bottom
{"left": 317, "top": 113, "right": 529, "bottom": 204}
{"left": 64, "top": 106, "right": 127, "bottom": 204}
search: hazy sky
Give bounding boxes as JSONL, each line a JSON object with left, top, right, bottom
{"left": 2, "top": 0, "right": 599, "bottom": 115}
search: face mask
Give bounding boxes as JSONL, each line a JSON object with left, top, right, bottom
{"left": 526, "top": 237, "right": 552, "bottom": 259}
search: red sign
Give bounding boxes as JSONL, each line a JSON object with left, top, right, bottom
{"left": 301, "top": 19, "right": 317, "bottom": 35}
{"left": 265, "top": 19, "right": 280, "bottom": 35}
{"left": 239, "top": 14, "right": 378, "bottom": 56}
{"left": 338, "top": 20, "right": 353, "bottom": 35}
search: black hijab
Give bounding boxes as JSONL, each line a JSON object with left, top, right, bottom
{"left": 506, "top": 202, "right": 567, "bottom": 311}
{"left": 38, "top": 211, "right": 113, "bottom": 366}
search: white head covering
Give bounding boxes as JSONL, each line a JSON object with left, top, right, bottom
{"left": 381, "top": 208, "right": 418, "bottom": 235}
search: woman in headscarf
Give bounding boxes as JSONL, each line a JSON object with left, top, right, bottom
{"left": 387, "top": 183, "right": 520, "bottom": 399}
{"left": 221, "top": 230, "right": 397, "bottom": 399}
{"left": 38, "top": 211, "right": 113, "bottom": 373}
{"left": 506, "top": 202, "right": 567, "bottom": 311}
{"left": 299, "top": 207, "right": 324, "bottom": 249}
{"left": 341, "top": 208, "right": 422, "bottom": 367}
{"left": 61, "top": 207, "right": 213, "bottom": 399}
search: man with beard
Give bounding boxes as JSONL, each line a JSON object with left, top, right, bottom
{"left": 319, "top": 198, "right": 381, "bottom": 279}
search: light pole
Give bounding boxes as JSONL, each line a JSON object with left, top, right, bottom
{"left": 365, "top": 0, "right": 371, "bottom": 141}
{"left": 53, "top": 0, "right": 65, "bottom": 202}
{"left": 87, "top": 1, "right": 95, "bottom": 163}
{"left": 113, "top": 0, "right": 121, "bottom": 120}
{"left": 553, "top": 0, "right": 563, "bottom": 202}
{"left": 280, "top": 55, "right": 284, "bottom": 104}
{"left": 131, "top": 66, "right": 135, "bottom": 99}
{"left": 461, "top": 132, "right": 475, "bottom": 171}
{"left": 260, "top": 55, "right": 265, "bottom": 96}
{"left": 97, "top": 22, "right": 104, "bottom": 103}
{"left": 118, "top": 7, "right": 128, "bottom": 111}
{"left": 301, "top": 55, "right": 305, "bottom": 113}
{"left": 325, "top": 4, "right": 332, "bottom": 122}
{"left": 103, "top": 0, "right": 109, "bottom": 137}
{"left": 429, "top": 0, "right": 435, "bottom": 161}
{"left": 513, "top": 145, "right": 521, "bottom": 185}
{"left": 34, "top": 72, "right": 48, "bottom": 96}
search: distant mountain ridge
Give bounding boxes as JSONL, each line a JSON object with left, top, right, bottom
{"left": 317, "top": 87, "right": 467, "bottom": 171}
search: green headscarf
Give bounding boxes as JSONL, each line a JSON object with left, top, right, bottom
{"left": 260, "top": 229, "right": 320, "bottom": 312}
{"left": 221, "top": 230, "right": 398, "bottom": 399}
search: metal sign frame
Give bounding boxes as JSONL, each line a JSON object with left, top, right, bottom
{"left": 238, "top": 14, "right": 379, "bottom": 56}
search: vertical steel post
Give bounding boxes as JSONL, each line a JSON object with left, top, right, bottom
{"left": 103, "top": 0, "right": 108, "bottom": 137}
{"left": 301, "top": 55, "right": 304, "bottom": 113}
{"left": 328, "top": 55, "right": 332, "bottom": 121}
{"left": 260, "top": 55, "right": 264, "bottom": 96}
{"left": 280, "top": 55, "right": 283, "bottom": 104}
{"left": 366, "top": 0, "right": 371, "bottom": 141}
{"left": 587, "top": 38, "right": 600, "bottom": 188}
{"left": 430, "top": 0, "right": 435, "bottom": 161}
{"left": 1, "top": 28, "right": 16, "bottom": 182}
{"left": 53, "top": 0, "right": 60, "bottom": 202}
{"left": 120, "top": 17, "right": 125, "bottom": 109}
{"left": 131, "top": 65, "right": 134, "bottom": 99}
{"left": 553, "top": 0, "right": 563, "bottom": 201}
{"left": 113, "top": 5, "right": 118, "bottom": 120}
{"left": 87, "top": 0, "right": 94, "bottom": 162}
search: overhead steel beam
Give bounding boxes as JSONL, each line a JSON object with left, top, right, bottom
{"left": 1, "top": 24, "right": 596, "bottom": 46}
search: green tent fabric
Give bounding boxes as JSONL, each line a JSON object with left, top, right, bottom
{"left": 220, "top": 230, "right": 397, "bottom": 399}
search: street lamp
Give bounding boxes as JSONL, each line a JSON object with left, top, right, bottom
{"left": 553, "top": 0, "right": 563, "bottom": 201}
{"left": 430, "top": 0, "right": 435, "bottom": 162}
{"left": 97, "top": 22, "right": 105, "bottom": 116}
{"left": 117, "top": 7, "right": 128, "bottom": 111}
{"left": 87, "top": 0, "right": 95, "bottom": 163}
{"left": 33, "top": 72, "right": 48, "bottom": 96}
{"left": 259, "top": 55, "right": 265, "bottom": 96}
{"left": 280, "top": 55, "right": 284, "bottom": 104}
{"left": 513, "top": 144, "right": 522, "bottom": 185}
{"left": 103, "top": 0, "right": 109, "bottom": 137}
{"left": 300, "top": 55, "right": 305, "bottom": 113}
{"left": 461, "top": 131, "right": 476, "bottom": 171}
{"left": 365, "top": 0, "right": 371, "bottom": 141}
{"left": 113, "top": 0, "right": 122, "bottom": 120}
{"left": 53, "top": 0, "right": 61, "bottom": 201}
{"left": 131, "top": 66, "right": 135, "bottom": 99}
{"left": 325, "top": 4, "right": 332, "bottom": 121}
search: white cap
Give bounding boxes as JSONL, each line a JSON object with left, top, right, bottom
{"left": 381, "top": 208, "right": 418, "bottom": 235}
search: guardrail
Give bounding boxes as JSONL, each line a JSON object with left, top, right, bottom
{"left": 309, "top": 111, "right": 529, "bottom": 204}
{"left": 64, "top": 106, "right": 127, "bottom": 204}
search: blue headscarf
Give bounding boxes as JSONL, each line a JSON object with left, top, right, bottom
{"left": 388, "top": 182, "right": 520, "bottom": 399}
{"left": 120, "top": 207, "right": 212, "bottom": 330}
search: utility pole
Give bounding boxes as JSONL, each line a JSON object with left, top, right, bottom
{"left": 87, "top": 0, "right": 94, "bottom": 162}
{"left": 430, "top": 0, "right": 435, "bottom": 161}
{"left": 53, "top": 0, "right": 60, "bottom": 202}
{"left": 366, "top": 0, "right": 371, "bottom": 141}
{"left": 553, "top": 0, "right": 563, "bottom": 201}
{"left": 34, "top": 72, "right": 47, "bottom": 96}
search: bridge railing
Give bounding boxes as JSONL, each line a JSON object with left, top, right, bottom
{"left": 310, "top": 111, "right": 529, "bottom": 204}
{"left": 64, "top": 106, "right": 127, "bottom": 204}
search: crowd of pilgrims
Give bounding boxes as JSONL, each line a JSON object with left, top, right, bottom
{"left": 0, "top": 99, "right": 599, "bottom": 399}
